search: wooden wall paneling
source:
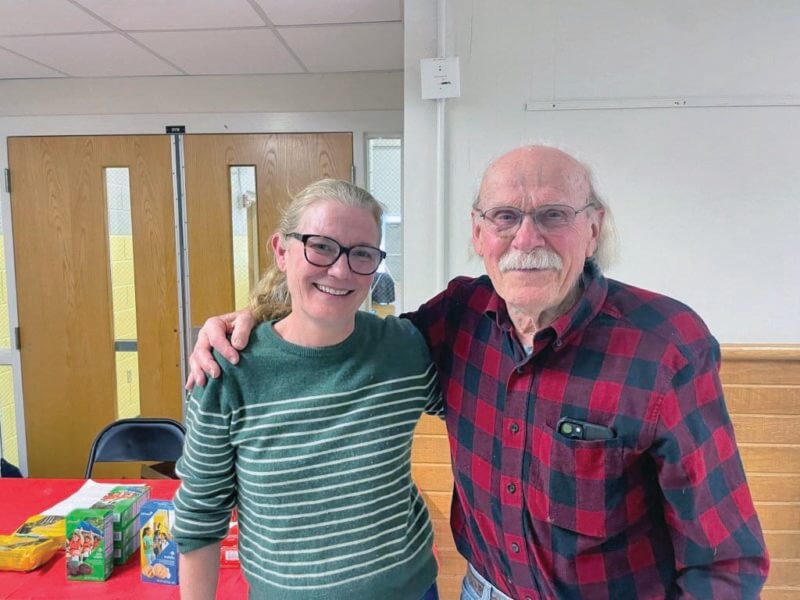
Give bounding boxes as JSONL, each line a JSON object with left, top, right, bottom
{"left": 748, "top": 475, "right": 800, "bottom": 502}
{"left": 703, "top": 347, "right": 799, "bottom": 594}
{"left": 725, "top": 385, "right": 800, "bottom": 414}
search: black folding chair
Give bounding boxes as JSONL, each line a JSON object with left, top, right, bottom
{"left": 84, "top": 417, "right": 186, "bottom": 479}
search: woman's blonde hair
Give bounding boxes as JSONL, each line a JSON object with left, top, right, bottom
{"left": 249, "top": 179, "right": 384, "bottom": 322}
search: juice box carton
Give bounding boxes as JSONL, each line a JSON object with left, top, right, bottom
{"left": 65, "top": 508, "right": 114, "bottom": 581}
{"left": 92, "top": 485, "right": 151, "bottom": 525}
{"left": 139, "top": 500, "right": 178, "bottom": 585}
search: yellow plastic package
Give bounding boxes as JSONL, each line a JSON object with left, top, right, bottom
{"left": 0, "top": 535, "right": 61, "bottom": 572}
{"left": 15, "top": 514, "right": 66, "bottom": 546}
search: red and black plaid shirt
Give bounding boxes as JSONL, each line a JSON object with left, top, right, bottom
{"left": 406, "top": 263, "right": 768, "bottom": 599}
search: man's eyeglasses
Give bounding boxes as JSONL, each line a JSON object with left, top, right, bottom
{"left": 287, "top": 233, "right": 386, "bottom": 276}
{"left": 474, "top": 202, "right": 598, "bottom": 235}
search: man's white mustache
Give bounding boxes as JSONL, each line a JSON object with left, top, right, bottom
{"left": 499, "top": 249, "right": 562, "bottom": 272}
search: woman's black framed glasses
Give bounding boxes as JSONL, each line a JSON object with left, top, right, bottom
{"left": 287, "top": 233, "right": 386, "bottom": 275}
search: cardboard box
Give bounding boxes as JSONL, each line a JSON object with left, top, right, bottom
{"left": 92, "top": 485, "right": 151, "bottom": 525}
{"left": 113, "top": 515, "right": 138, "bottom": 546}
{"left": 139, "top": 500, "right": 178, "bottom": 585}
{"left": 113, "top": 530, "right": 140, "bottom": 566}
{"left": 65, "top": 508, "right": 114, "bottom": 581}
{"left": 219, "top": 510, "right": 239, "bottom": 568}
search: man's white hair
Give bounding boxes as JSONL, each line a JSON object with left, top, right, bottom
{"left": 581, "top": 161, "right": 617, "bottom": 272}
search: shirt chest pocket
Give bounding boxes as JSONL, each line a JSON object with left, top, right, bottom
{"left": 525, "top": 423, "right": 635, "bottom": 539}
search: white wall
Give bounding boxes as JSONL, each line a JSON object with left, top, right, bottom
{"left": 0, "top": 71, "right": 402, "bottom": 116}
{"left": 404, "top": 0, "right": 800, "bottom": 343}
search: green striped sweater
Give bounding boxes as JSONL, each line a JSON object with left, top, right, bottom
{"left": 173, "top": 312, "right": 442, "bottom": 600}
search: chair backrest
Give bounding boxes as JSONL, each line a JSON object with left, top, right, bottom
{"left": 84, "top": 417, "right": 186, "bottom": 478}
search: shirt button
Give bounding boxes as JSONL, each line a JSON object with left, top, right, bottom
{"left": 516, "top": 366, "right": 524, "bottom": 374}
{"left": 510, "top": 542, "right": 520, "bottom": 553}
{"left": 506, "top": 482, "right": 516, "bottom": 493}
{"left": 554, "top": 339, "right": 563, "bottom": 348}
{"left": 509, "top": 423, "right": 519, "bottom": 433}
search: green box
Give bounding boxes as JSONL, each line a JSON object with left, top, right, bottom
{"left": 113, "top": 516, "right": 138, "bottom": 547}
{"left": 113, "top": 530, "right": 141, "bottom": 566}
{"left": 65, "top": 508, "right": 114, "bottom": 581}
{"left": 112, "top": 515, "right": 141, "bottom": 565}
{"left": 92, "top": 485, "right": 151, "bottom": 525}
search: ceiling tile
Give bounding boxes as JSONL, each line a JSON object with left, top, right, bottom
{"left": 75, "top": 0, "right": 265, "bottom": 30}
{"left": 280, "top": 22, "right": 402, "bottom": 72}
{"left": 131, "top": 29, "right": 303, "bottom": 75}
{"left": 0, "top": 33, "right": 181, "bottom": 77}
{"left": 255, "top": 0, "right": 401, "bottom": 25}
{"left": 0, "top": 0, "right": 110, "bottom": 35}
{"left": 0, "top": 46, "right": 65, "bottom": 78}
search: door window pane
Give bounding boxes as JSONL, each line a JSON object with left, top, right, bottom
{"left": 0, "top": 365, "right": 18, "bottom": 466}
{"left": 230, "top": 166, "right": 260, "bottom": 309}
{"left": 0, "top": 207, "right": 9, "bottom": 349}
{"left": 105, "top": 168, "right": 140, "bottom": 419}
{"left": 367, "top": 137, "right": 402, "bottom": 316}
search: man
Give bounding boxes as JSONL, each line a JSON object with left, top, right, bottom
{"left": 188, "top": 146, "right": 768, "bottom": 599}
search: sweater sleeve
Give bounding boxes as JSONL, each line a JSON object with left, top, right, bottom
{"left": 173, "top": 371, "right": 238, "bottom": 554}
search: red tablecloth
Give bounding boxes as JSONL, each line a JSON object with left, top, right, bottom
{"left": 0, "top": 479, "right": 247, "bottom": 599}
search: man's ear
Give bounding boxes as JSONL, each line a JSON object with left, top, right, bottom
{"left": 586, "top": 208, "right": 604, "bottom": 258}
{"left": 471, "top": 212, "right": 484, "bottom": 257}
{"left": 271, "top": 233, "right": 288, "bottom": 272}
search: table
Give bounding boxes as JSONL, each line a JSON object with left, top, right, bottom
{"left": 0, "top": 479, "right": 248, "bottom": 599}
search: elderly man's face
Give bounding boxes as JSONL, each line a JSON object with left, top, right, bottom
{"left": 472, "top": 147, "right": 603, "bottom": 319}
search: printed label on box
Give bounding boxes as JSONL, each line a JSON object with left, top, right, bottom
{"left": 65, "top": 508, "right": 114, "bottom": 581}
{"left": 139, "top": 500, "right": 178, "bottom": 585}
{"left": 92, "top": 485, "right": 151, "bottom": 524}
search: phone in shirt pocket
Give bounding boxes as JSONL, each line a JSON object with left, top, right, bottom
{"left": 555, "top": 417, "right": 616, "bottom": 441}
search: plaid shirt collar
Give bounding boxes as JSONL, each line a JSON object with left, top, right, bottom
{"left": 482, "top": 260, "right": 612, "bottom": 350}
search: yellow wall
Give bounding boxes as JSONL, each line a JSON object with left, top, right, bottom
{"left": 109, "top": 234, "right": 140, "bottom": 419}
{"left": 233, "top": 234, "right": 250, "bottom": 310}
{"left": 0, "top": 238, "right": 19, "bottom": 466}
{"left": 0, "top": 365, "right": 17, "bottom": 466}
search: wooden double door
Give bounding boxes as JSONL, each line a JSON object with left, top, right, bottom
{"left": 8, "top": 133, "right": 352, "bottom": 477}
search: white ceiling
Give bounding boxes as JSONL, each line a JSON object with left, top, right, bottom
{"left": 0, "top": 0, "right": 404, "bottom": 80}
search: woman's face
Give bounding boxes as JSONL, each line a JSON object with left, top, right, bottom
{"left": 274, "top": 199, "right": 380, "bottom": 333}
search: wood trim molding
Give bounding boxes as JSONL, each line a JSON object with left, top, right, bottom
{"left": 721, "top": 344, "right": 800, "bottom": 362}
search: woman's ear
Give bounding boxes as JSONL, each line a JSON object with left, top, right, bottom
{"left": 271, "top": 233, "right": 288, "bottom": 272}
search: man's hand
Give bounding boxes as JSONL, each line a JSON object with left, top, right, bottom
{"left": 185, "top": 310, "right": 257, "bottom": 390}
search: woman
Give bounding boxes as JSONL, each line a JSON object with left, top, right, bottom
{"left": 173, "top": 179, "right": 441, "bottom": 600}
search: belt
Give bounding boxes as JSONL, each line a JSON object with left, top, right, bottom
{"left": 466, "top": 564, "right": 514, "bottom": 600}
